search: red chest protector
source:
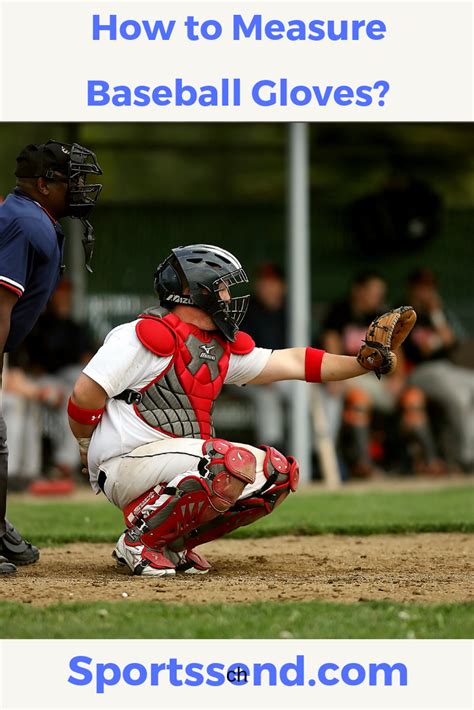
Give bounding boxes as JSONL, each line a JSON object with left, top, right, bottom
{"left": 132, "top": 308, "right": 255, "bottom": 440}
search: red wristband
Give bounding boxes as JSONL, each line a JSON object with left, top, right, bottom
{"left": 67, "top": 397, "right": 105, "bottom": 425}
{"left": 305, "top": 348, "right": 325, "bottom": 383}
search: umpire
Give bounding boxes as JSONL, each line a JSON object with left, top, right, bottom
{"left": 0, "top": 139, "right": 102, "bottom": 575}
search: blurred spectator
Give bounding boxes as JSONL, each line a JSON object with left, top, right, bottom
{"left": 1, "top": 367, "right": 61, "bottom": 488}
{"left": 404, "top": 267, "right": 474, "bottom": 471}
{"left": 241, "top": 263, "right": 290, "bottom": 450}
{"left": 3, "top": 279, "right": 95, "bottom": 487}
{"left": 320, "top": 271, "right": 439, "bottom": 477}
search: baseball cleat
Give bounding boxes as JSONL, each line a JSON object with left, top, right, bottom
{"left": 113, "top": 532, "right": 176, "bottom": 577}
{"left": 0, "top": 556, "right": 17, "bottom": 575}
{"left": 0, "top": 522, "right": 40, "bottom": 566}
{"left": 164, "top": 548, "right": 211, "bottom": 575}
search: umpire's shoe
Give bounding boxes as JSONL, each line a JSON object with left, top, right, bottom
{"left": 0, "top": 522, "right": 40, "bottom": 566}
{"left": 0, "top": 556, "right": 17, "bottom": 575}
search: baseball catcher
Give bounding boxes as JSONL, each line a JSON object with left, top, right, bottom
{"left": 68, "top": 245, "right": 416, "bottom": 577}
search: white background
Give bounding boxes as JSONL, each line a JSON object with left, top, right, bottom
{"left": 0, "top": 639, "right": 472, "bottom": 709}
{"left": 0, "top": 0, "right": 472, "bottom": 121}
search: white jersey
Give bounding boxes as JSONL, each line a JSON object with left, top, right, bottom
{"left": 83, "top": 320, "right": 272, "bottom": 490}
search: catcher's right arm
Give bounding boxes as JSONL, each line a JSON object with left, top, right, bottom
{"left": 357, "top": 306, "right": 417, "bottom": 379}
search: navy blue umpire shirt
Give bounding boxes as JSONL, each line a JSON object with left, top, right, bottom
{"left": 0, "top": 189, "right": 64, "bottom": 352}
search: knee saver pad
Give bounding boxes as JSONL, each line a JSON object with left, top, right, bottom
{"left": 260, "top": 445, "right": 300, "bottom": 493}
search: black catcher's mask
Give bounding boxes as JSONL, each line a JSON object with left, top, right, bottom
{"left": 154, "top": 244, "right": 250, "bottom": 341}
{"left": 15, "top": 139, "right": 103, "bottom": 272}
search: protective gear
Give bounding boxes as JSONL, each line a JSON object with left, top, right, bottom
{"left": 167, "top": 447, "right": 299, "bottom": 552}
{"left": 357, "top": 306, "right": 417, "bottom": 378}
{"left": 116, "top": 308, "right": 255, "bottom": 439}
{"left": 31, "top": 140, "right": 103, "bottom": 220}
{"left": 260, "top": 445, "right": 300, "bottom": 492}
{"left": 0, "top": 521, "right": 39, "bottom": 565}
{"left": 49, "top": 141, "right": 103, "bottom": 273}
{"left": 16, "top": 139, "right": 102, "bottom": 272}
{"left": 154, "top": 245, "right": 250, "bottom": 341}
{"left": 116, "top": 439, "right": 257, "bottom": 576}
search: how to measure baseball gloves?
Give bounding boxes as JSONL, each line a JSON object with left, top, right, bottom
{"left": 357, "top": 306, "right": 417, "bottom": 379}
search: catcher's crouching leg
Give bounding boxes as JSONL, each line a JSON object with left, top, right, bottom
{"left": 114, "top": 439, "right": 257, "bottom": 577}
{"left": 168, "top": 446, "right": 300, "bottom": 552}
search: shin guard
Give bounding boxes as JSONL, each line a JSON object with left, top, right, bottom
{"left": 169, "top": 446, "right": 299, "bottom": 552}
{"left": 122, "top": 438, "right": 257, "bottom": 550}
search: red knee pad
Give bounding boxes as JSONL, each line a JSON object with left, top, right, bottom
{"left": 202, "top": 438, "right": 257, "bottom": 512}
{"left": 203, "top": 438, "right": 256, "bottom": 484}
{"left": 260, "top": 445, "right": 300, "bottom": 492}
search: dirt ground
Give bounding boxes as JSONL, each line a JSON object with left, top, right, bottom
{"left": 1, "top": 533, "right": 472, "bottom": 606}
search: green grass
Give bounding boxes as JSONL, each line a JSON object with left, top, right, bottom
{"left": 0, "top": 600, "right": 472, "bottom": 639}
{"left": 3, "top": 485, "right": 473, "bottom": 640}
{"left": 6, "top": 485, "right": 474, "bottom": 545}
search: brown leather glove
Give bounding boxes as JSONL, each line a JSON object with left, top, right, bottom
{"left": 357, "top": 306, "right": 417, "bottom": 379}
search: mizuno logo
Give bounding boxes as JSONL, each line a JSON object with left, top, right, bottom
{"left": 186, "top": 335, "right": 224, "bottom": 379}
{"left": 200, "top": 344, "right": 215, "bottom": 355}
{"left": 167, "top": 294, "right": 192, "bottom": 304}
{"left": 199, "top": 343, "right": 216, "bottom": 361}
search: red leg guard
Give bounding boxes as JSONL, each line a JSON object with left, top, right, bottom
{"left": 123, "top": 440, "right": 257, "bottom": 550}
{"left": 168, "top": 447, "right": 300, "bottom": 552}
{"left": 169, "top": 482, "right": 292, "bottom": 552}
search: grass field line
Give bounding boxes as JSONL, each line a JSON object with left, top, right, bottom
{"left": 6, "top": 484, "right": 474, "bottom": 544}
{"left": 0, "top": 600, "right": 473, "bottom": 639}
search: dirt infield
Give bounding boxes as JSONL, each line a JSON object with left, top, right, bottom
{"left": 1, "top": 533, "right": 472, "bottom": 606}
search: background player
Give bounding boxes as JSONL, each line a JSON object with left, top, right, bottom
{"left": 0, "top": 139, "right": 102, "bottom": 575}
{"left": 68, "top": 244, "right": 414, "bottom": 577}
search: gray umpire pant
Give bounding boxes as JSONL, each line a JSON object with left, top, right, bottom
{"left": 0, "top": 360, "right": 7, "bottom": 537}
{"left": 0, "top": 410, "right": 7, "bottom": 537}
{"left": 0, "top": 364, "right": 8, "bottom": 537}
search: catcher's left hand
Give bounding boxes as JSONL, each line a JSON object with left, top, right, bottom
{"left": 357, "top": 306, "right": 417, "bottom": 379}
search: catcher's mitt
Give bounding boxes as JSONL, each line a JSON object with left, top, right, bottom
{"left": 357, "top": 306, "right": 417, "bottom": 379}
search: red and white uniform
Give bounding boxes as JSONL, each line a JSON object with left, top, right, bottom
{"left": 83, "top": 310, "right": 272, "bottom": 509}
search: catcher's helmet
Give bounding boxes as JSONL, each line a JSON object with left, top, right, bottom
{"left": 154, "top": 245, "right": 250, "bottom": 341}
